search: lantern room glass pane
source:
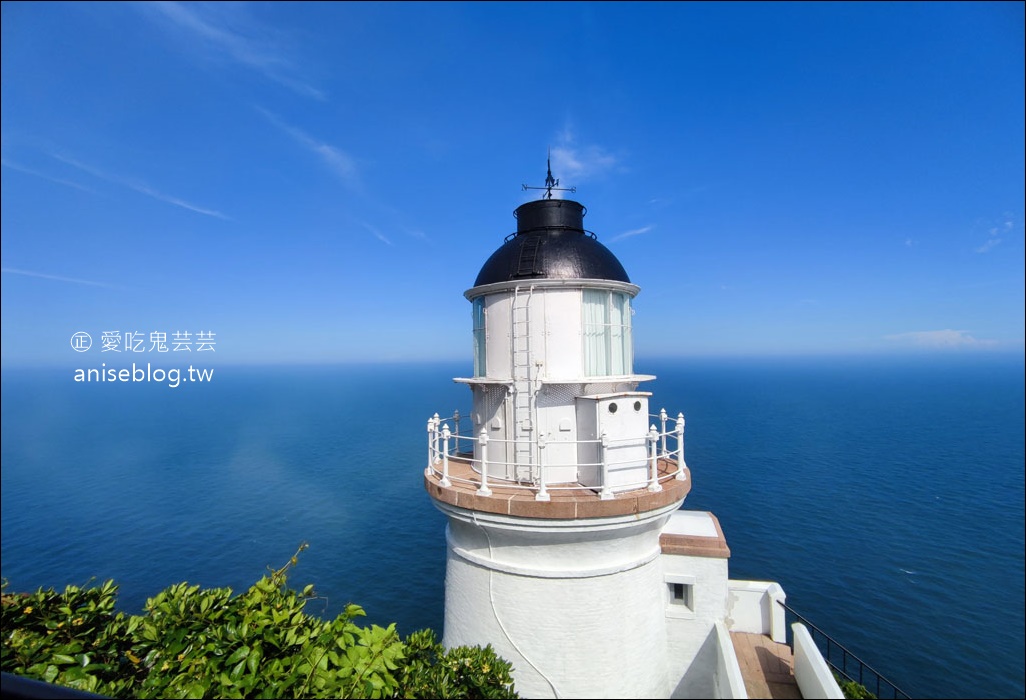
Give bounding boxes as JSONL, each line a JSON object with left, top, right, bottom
{"left": 583, "top": 290, "right": 633, "bottom": 377}
{"left": 583, "top": 290, "right": 607, "bottom": 376}
{"left": 609, "top": 293, "right": 626, "bottom": 374}
{"left": 473, "top": 297, "right": 486, "bottom": 377}
{"left": 613, "top": 292, "right": 633, "bottom": 375}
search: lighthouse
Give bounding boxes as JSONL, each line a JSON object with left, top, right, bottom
{"left": 423, "top": 165, "right": 823, "bottom": 699}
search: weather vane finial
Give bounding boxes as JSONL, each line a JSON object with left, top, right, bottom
{"left": 522, "top": 148, "right": 576, "bottom": 200}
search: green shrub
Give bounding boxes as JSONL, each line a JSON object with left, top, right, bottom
{"left": 1, "top": 545, "right": 517, "bottom": 699}
{"left": 835, "top": 674, "right": 876, "bottom": 699}
{"left": 397, "top": 629, "right": 515, "bottom": 699}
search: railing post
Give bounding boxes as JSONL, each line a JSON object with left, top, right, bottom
{"left": 659, "top": 408, "right": 668, "bottom": 457}
{"left": 675, "top": 413, "right": 686, "bottom": 480}
{"left": 647, "top": 425, "right": 662, "bottom": 492}
{"left": 432, "top": 413, "right": 441, "bottom": 464}
{"left": 599, "top": 431, "right": 613, "bottom": 500}
{"left": 453, "top": 409, "right": 461, "bottom": 447}
{"left": 427, "top": 415, "right": 436, "bottom": 469}
{"left": 439, "top": 424, "right": 451, "bottom": 487}
{"left": 476, "top": 429, "right": 491, "bottom": 496}
{"left": 536, "top": 434, "right": 550, "bottom": 501}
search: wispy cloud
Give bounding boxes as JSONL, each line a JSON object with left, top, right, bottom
{"left": 145, "top": 2, "right": 325, "bottom": 100}
{"left": 2, "top": 158, "right": 95, "bottom": 193}
{"left": 544, "top": 126, "right": 618, "bottom": 195}
{"left": 2, "top": 267, "right": 126, "bottom": 290}
{"left": 361, "top": 223, "right": 393, "bottom": 246}
{"left": 550, "top": 143, "right": 617, "bottom": 182}
{"left": 257, "top": 108, "right": 359, "bottom": 186}
{"left": 256, "top": 111, "right": 423, "bottom": 239}
{"left": 975, "top": 217, "right": 1013, "bottom": 254}
{"left": 884, "top": 329, "right": 998, "bottom": 349}
{"left": 49, "top": 153, "right": 229, "bottom": 219}
{"left": 610, "top": 225, "right": 654, "bottom": 243}
{"left": 975, "top": 238, "right": 1002, "bottom": 253}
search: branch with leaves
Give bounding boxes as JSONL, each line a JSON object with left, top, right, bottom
{"left": 1, "top": 546, "right": 516, "bottom": 699}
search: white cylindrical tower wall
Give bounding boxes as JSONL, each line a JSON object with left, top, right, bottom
{"left": 439, "top": 503, "right": 678, "bottom": 699}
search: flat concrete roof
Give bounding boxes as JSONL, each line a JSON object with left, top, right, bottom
{"left": 659, "top": 510, "right": 731, "bottom": 559}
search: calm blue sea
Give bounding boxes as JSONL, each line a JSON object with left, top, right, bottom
{"left": 1, "top": 356, "right": 1023, "bottom": 698}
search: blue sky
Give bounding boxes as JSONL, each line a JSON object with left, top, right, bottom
{"left": 2, "top": 1, "right": 1023, "bottom": 366}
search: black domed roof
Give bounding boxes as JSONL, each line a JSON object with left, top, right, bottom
{"left": 473, "top": 199, "right": 630, "bottom": 287}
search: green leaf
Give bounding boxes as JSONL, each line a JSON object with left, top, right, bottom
{"left": 246, "top": 646, "right": 262, "bottom": 676}
{"left": 225, "top": 645, "right": 250, "bottom": 665}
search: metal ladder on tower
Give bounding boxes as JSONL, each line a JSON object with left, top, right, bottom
{"left": 510, "top": 285, "right": 535, "bottom": 482}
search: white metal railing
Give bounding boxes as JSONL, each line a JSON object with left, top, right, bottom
{"left": 425, "top": 409, "right": 688, "bottom": 501}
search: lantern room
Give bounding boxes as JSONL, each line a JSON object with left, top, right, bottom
{"left": 455, "top": 195, "right": 658, "bottom": 491}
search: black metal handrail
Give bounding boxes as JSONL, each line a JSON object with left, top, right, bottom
{"left": 781, "top": 602, "right": 911, "bottom": 699}
{"left": 503, "top": 226, "right": 598, "bottom": 242}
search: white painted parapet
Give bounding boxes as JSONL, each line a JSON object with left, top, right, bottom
{"left": 670, "top": 622, "right": 748, "bottom": 699}
{"left": 766, "top": 582, "right": 786, "bottom": 643}
{"left": 714, "top": 621, "right": 749, "bottom": 699}
{"left": 726, "top": 580, "right": 787, "bottom": 643}
{"left": 793, "top": 623, "right": 845, "bottom": 699}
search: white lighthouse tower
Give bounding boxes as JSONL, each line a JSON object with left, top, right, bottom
{"left": 424, "top": 166, "right": 840, "bottom": 699}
